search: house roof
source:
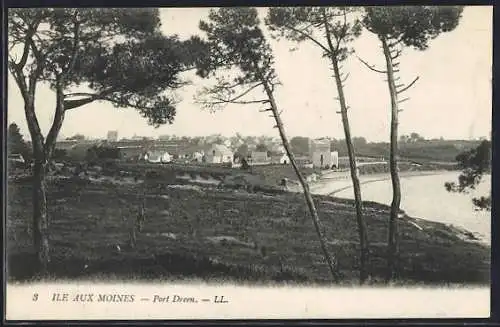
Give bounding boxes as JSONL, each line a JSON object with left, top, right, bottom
{"left": 270, "top": 152, "right": 288, "bottom": 158}
{"left": 147, "top": 150, "right": 170, "bottom": 156}
{"left": 209, "top": 144, "right": 233, "bottom": 155}
{"left": 117, "top": 145, "right": 143, "bottom": 149}
{"left": 146, "top": 150, "right": 171, "bottom": 161}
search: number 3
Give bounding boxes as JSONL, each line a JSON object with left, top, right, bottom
{"left": 32, "top": 293, "right": 38, "bottom": 301}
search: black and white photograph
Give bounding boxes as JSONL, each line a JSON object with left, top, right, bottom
{"left": 5, "top": 5, "right": 492, "bottom": 320}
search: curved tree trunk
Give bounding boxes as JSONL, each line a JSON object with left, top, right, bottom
{"left": 261, "top": 79, "right": 341, "bottom": 282}
{"left": 381, "top": 37, "right": 402, "bottom": 281}
{"left": 9, "top": 26, "right": 70, "bottom": 276}
{"left": 331, "top": 59, "right": 369, "bottom": 284}
{"left": 23, "top": 84, "right": 66, "bottom": 275}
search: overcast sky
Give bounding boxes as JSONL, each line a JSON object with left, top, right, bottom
{"left": 7, "top": 6, "right": 492, "bottom": 142}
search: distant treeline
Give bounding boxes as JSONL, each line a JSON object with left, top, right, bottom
{"left": 328, "top": 138, "right": 483, "bottom": 163}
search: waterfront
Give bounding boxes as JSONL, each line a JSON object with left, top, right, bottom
{"left": 313, "top": 171, "right": 491, "bottom": 244}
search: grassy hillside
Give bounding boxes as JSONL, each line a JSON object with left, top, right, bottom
{"left": 7, "top": 178, "right": 490, "bottom": 285}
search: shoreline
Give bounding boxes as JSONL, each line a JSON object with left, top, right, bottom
{"left": 309, "top": 169, "right": 454, "bottom": 196}
{"left": 309, "top": 169, "right": 490, "bottom": 246}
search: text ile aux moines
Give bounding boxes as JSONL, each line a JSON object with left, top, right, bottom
{"left": 35, "top": 292, "right": 229, "bottom": 304}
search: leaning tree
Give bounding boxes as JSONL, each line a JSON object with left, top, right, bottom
{"left": 266, "top": 7, "right": 370, "bottom": 284}
{"left": 8, "top": 8, "right": 207, "bottom": 273}
{"left": 360, "top": 6, "right": 464, "bottom": 281}
{"left": 196, "top": 7, "right": 341, "bottom": 281}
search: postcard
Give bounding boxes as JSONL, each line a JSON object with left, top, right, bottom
{"left": 5, "top": 5, "right": 492, "bottom": 320}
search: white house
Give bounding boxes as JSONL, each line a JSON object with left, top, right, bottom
{"left": 205, "top": 144, "right": 233, "bottom": 164}
{"left": 310, "top": 139, "right": 334, "bottom": 168}
{"left": 331, "top": 151, "right": 339, "bottom": 168}
{"left": 192, "top": 151, "right": 204, "bottom": 162}
{"left": 145, "top": 150, "right": 171, "bottom": 163}
{"left": 271, "top": 152, "right": 290, "bottom": 164}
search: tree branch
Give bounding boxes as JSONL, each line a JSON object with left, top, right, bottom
{"left": 282, "top": 22, "right": 331, "bottom": 55}
{"left": 388, "top": 35, "right": 405, "bottom": 48}
{"left": 211, "top": 98, "right": 268, "bottom": 105}
{"left": 10, "top": 19, "right": 39, "bottom": 70}
{"left": 62, "top": 10, "right": 81, "bottom": 79}
{"left": 63, "top": 98, "right": 99, "bottom": 110}
{"left": 44, "top": 79, "right": 66, "bottom": 158}
{"left": 63, "top": 88, "right": 116, "bottom": 110}
{"left": 16, "top": 35, "right": 33, "bottom": 70}
{"left": 396, "top": 76, "right": 420, "bottom": 94}
{"left": 8, "top": 62, "right": 30, "bottom": 102}
{"left": 334, "top": 8, "right": 349, "bottom": 54}
{"left": 26, "top": 37, "right": 49, "bottom": 96}
{"left": 219, "top": 83, "right": 263, "bottom": 102}
{"left": 341, "top": 72, "right": 350, "bottom": 83}
{"left": 63, "top": 92, "right": 98, "bottom": 98}
{"left": 13, "top": 67, "right": 45, "bottom": 153}
{"left": 357, "top": 56, "right": 387, "bottom": 74}
{"left": 202, "top": 81, "right": 265, "bottom": 107}
{"left": 390, "top": 49, "right": 402, "bottom": 60}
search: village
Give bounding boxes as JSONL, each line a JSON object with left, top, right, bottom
{"left": 53, "top": 131, "right": 343, "bottom": 170}
{"left": 9, "top": 127, "right": 466, "bottom": 189}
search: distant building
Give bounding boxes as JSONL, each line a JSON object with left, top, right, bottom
{"left": 331, "top": 151, "right": 339, "bottom": 168}
{"left": 107, "top": 130, "right": 118, "bottom": 142}
{"left": 250, "top": 151, "right": 269, "bottom": 164}
{"left": 295, "top": 156, "right": 313, "bottom": 168}
{"left": 192, "top": 151, "right": 204, "bottom": 163}
{"left": 144, "top": 150, "right": 171, "bottom": 163}
{"left": 310, "top": 139, "right": 334, "bottom": 168}
{"left": 117, "top": 145, "right": 145, "bottom": 161}
{"left": 205, "top": 144, "right": 233, "bottom": 164}
{"left": 271, "top": 152, "right": 290, "bottom": 164}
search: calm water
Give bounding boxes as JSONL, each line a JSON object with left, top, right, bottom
{"left": 334, "top": 172, "right": 491, "bottom": 243}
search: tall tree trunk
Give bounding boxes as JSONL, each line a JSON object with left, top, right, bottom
{"left": 261, "top": 79, "right": 341, "bottom": 282}
{"left": 321, "top": 8, "right": 369, "bottom": 284}
{"left": 32, "top": 157, "right": 50, "bottom": 273}
{"left": 381, "top": 37, "right": 401, "bottom": 281}
{"left": 22, "top": 97, "right": 51, "bottom": 274}
{"left": 331, "top": 59, "right": 369, "bottom": 284}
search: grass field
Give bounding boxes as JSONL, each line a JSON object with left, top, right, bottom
{"left": 7, "top": 177, "right": 490, "bottom": 285}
